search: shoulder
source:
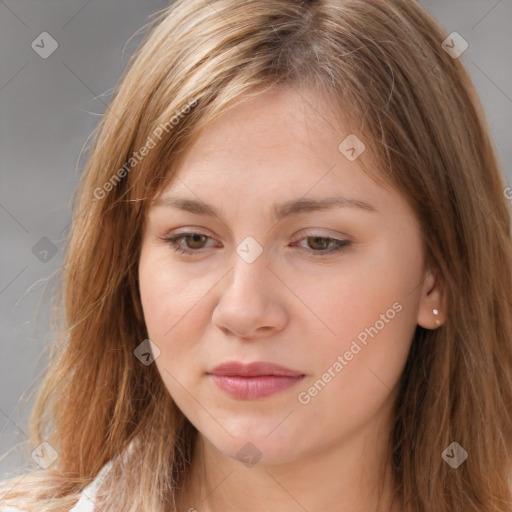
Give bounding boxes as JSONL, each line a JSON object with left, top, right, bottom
{"left": 0, "top": 459, "right": 114, "bottom": 512}
{"left": 0, "top": 440, "right": 135, "bottom": 511}
{"left": 66, "top": 459, "right": 114, "bottom": 511}
{"left": 0, "top": 477, "right": 30, "bottom": 512}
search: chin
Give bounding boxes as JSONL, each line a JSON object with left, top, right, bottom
{"left": 204, "top": 424, "right": 304, "bottom": 467}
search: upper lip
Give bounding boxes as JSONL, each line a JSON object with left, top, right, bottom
{"left": 208, "top": 361, "right": 304, "bottom": 377}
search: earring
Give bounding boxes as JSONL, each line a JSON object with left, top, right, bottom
{"left": 433, "top": 308, "right": 441, "bottom": 325}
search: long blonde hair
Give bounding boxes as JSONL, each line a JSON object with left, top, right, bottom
{"left": 2, "top": 0, "right": 512, "bottom": 510}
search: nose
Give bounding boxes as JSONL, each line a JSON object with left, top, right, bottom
{"left": 211, "top": 249, "right": 288, "bottom": 340}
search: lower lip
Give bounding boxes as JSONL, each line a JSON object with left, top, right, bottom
{"left": 209, "top": 374, "right": 305, "bottom": 399}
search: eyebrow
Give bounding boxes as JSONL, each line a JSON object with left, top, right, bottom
{"left": 152, "top": 195, "right": 377, "bottom": 221}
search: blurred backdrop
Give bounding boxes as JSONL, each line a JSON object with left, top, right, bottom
{"left": 1, "top": 0, "right": 511, "bottom": 479}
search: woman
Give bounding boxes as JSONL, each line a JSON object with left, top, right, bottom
{"left": 1, "top": 0, "right": 512, "bottom": 511}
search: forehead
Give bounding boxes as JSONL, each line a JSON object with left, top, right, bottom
{"left": 186, "top": 87, "right": 342, "bottom": 164}
{"left": 152, "top": 87, "right": 406, "bottom": 221}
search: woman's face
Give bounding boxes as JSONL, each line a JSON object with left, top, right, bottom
{"left": 138, "top": 87, "right": 440, "bottom": 466}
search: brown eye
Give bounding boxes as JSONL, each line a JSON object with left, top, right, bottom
{"left": 164, "top": 232, "right": 217, "bottom": 254}
{"left": 307, "top": 236, "right": 332, "bottom": 251}
{"left": 185, "top": 234, "right": 208, "bottom": 249}
{"left": 292, "top": 234, "right": 352, "bottom": 255}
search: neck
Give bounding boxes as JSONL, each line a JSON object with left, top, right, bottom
{"left": 176, "top": 407, "right": 403, "bottom": 512}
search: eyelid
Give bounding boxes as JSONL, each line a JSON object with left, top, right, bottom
{"left": 161, "top": 227, "right": 219, "bottom": 243}
{"left": 292, "top": 228, "right": 353, "bottom": 241}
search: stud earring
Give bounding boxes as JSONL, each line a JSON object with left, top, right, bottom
{"left": 433, "top": 308, "right": 441, "bottom": 325}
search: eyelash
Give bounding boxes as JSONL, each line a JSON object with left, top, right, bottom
{"left": 163, "top": 232, "right": 352, "bottom": 256}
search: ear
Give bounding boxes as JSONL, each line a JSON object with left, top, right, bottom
{"left": 417, "top": 266, "right": 446, "bottom": 329}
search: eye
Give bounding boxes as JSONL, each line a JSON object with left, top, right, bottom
{"left": 164, "top": 232, "right": 219, "bottom": 254}
{"left": 291, "top": 235, "right": 352, "bottom": 255}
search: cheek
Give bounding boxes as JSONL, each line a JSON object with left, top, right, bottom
{"left": 139, "top": 245, "right": 209, "bottom": 340}
{"left": 293, "top": 243, "right": 420, "bottom": 433}
{"left": 298, "top": 245, "right": 420, "bottom": 351}
{"left": 138, "top": 244, "right": 217, "bottom": 394}
{"left": 294, "top": 291, "right": 415, "bottom": 451}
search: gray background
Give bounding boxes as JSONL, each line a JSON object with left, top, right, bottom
{"left": 1, "top": 0, "right": 511, "bottom": 479}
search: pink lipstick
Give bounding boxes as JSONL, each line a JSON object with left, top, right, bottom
{"left": 207, "top": 361, "right": 305, "bottom": 399}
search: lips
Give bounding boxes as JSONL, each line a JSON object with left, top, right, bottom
{"left": 208, "top": 361, "right": 304, "bottom": 378}
{"left": 207, "top": 361, "right": 305, "bottom": 399}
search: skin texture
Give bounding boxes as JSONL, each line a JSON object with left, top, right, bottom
{"left": 138, "top": 87, "right": 444, "bottom": 512}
